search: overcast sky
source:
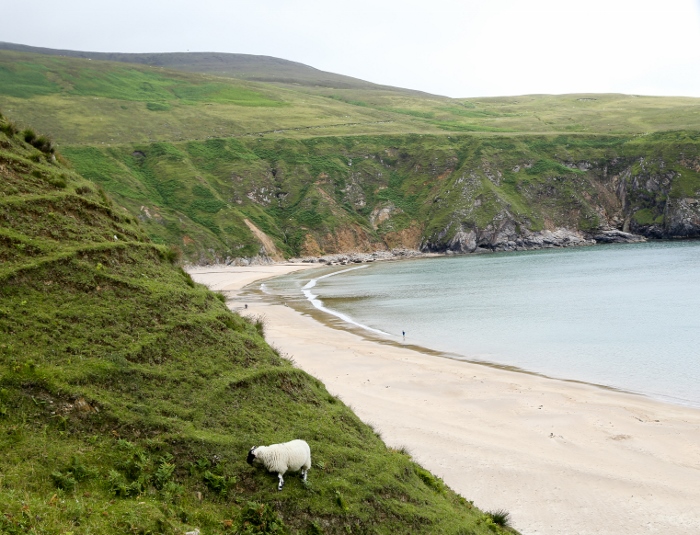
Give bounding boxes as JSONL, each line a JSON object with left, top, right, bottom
{"left": 4, "top": 0, "right": 700, "bottom": 98}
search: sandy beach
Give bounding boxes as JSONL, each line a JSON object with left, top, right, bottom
{"left": 189, "top": 263, "right": 700, "bottom": 535}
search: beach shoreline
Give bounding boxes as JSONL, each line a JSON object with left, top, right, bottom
{"left": 189, "top": 263, "right": 700, "bottom": 535}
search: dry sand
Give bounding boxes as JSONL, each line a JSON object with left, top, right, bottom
{"left": 189, "top": 264, "right": 700, "bottom": 535}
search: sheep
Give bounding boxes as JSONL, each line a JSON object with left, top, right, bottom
{"left": 247, "top": 439, "right": 311, "bottom": 491}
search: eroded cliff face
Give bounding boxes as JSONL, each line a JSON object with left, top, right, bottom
{"left": 418, "top": 158, "right": 678, "bottom": 254}
{"left": 412, "top": 135, "right": 700, "bottom": 254}
{"left": 66, "top": 132, "right": 700, "bottom": 262}
{"left": 618, "top": 155, "right": 700, "bottom": 239}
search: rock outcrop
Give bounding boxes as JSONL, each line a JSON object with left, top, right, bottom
{"left": 291, "top": 248, "right": 425, "bottom": 264}
{"left": 435, "top": 226, "right": 597, "bottom": 254}
{"left": 591, "top": 229, "right": 646, "bottom": 244}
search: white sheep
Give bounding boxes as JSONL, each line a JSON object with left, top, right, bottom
{"left": 247, "top": 439, "right": 311, "bottom": 491}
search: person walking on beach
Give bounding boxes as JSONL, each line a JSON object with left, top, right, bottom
{"left": 402, "top": 330, "right": 405, "bottom": 339}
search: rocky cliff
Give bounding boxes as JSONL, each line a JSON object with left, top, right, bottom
{"left": 64, "top": 132, "right": 700, "bottom": 262}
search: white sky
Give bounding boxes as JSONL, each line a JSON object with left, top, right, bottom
{"left": 3, "top": 0, "right": 700, "bottom": 98}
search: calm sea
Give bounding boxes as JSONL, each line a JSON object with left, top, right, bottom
{"left": 260, "top": 241, "right": 700, "bottom": 408}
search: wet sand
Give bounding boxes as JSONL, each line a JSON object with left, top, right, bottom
{"left": 189, "top": 263, "right": 700, "bottom": 535}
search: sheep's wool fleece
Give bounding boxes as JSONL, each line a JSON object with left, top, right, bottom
{"left": 255, "top": 440, "right": 311, "bottom": 474}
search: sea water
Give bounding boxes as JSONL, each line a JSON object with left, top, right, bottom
{"left": 261, "top": 241, "right": 700, "bottom": 408}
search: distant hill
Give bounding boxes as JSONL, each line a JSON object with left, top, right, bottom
{"left": 0, "top": 41, "right": 429, "bottom": 94}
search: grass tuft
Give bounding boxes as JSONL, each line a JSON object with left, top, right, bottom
{"left": 487, "top": 509, "right": 512, "bottom": 527}
{"left": 391, "top": 445, "right": 412, "bottom": 457}
{"left": 22, "top": 128, "right": 36, "bottom": 144}
{"left": 0, "top": 118, "right": 18, "bottom": 136}
{"left": 245, "top": 314, "right": 267, "bottom": 337}
{"left": 236, "top": 502, "right": 288, "bottom": 534}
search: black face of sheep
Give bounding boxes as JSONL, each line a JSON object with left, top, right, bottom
{"left": 247, "top": 447, "right": 258, "bottom": 466}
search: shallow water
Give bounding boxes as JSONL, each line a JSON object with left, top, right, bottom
{"left": 262, "top": 241, "right": 700, "bottom": 408}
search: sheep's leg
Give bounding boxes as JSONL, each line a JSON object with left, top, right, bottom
{"left": 277, "top": 473, "right": 284, "bottom": 491}
{"left": 301, "top": 468, "right": 308, "bottom": 483}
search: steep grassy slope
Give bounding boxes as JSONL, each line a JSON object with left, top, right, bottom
{"left": 62, "top": 133, "right": 700, "bottom": 262}
{"left": 0, "top": 115, "right": 515, "bottom": 534}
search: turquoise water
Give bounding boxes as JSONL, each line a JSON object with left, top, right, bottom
{"left": 262, "top": 241, "right": 700, "bottom": 408}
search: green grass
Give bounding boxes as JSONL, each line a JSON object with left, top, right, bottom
{"left": 632, "top": 208, "right": 663, "bottom": 226}
{"left": 0, "top": 61, "right": 61, "bottom": 97}
{"left": 3, "top": 50, "right": 700, "bottom": 149}
{"left": 2, "top": 49, "right": 700, "bottom": 262}
{"left": 0, "top": 42, "right": 401, "bottom": 93}
{"left": 49, "top": 131, "right": 700, "bottom": 260}
{"left": 0, "top": 51, "right": 439, "bottom": 146}
{"left": 61, "top": 143, "right": 263, "bottom": 262}
{"left": 0, "top": 55, "right": 284, "bottom": 107}
{"left": 1, "top": 114, "right": 515, "bottom": 535}
{"left": 2, "top": 46, "right": 699, "bottom": 532}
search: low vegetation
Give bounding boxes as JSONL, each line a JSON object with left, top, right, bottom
{"left": 60, "top": 132, "right": 700, "bottom": 262}
{"left": 1, "top": 114, "right": 517, "bottom": 534}
{"left": 2, "top": 49, "right": 700, "bottom": 263}
{"left": 3, "top": 49, "right": 700, "bottom": 147}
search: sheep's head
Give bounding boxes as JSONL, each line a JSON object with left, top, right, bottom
{"left": 247, "top": 446, "right": 259, "bottom": 466}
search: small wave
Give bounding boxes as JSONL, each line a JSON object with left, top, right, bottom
{"left": 301, "top": 264, "right": 367, "bottom": 290}
{"left": 260, "top": 283, "right": 271, "bottom": 295}
{"left": 301, "top": 265, "right": 390, "bottom": 336}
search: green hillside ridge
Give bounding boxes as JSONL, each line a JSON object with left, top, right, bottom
{"left": 3, "top": 49, "right": 700, "bottom": 148}
{"left": 62, "top": 133, "right": 700, "bottom": 263}
{"left": 0, "top": 50, "right": 440, "bottom": 145}
{"left": 0, "top": 42, "right": 426, "bottom": 93}
{"left": 4, "top": 43, "right": 700, "bottom": 137}
{"left": 2, "top": 48, "right": 700, "bottom": 264}
{"left": 0, "top": 114, "right": 517, "bottom": 534}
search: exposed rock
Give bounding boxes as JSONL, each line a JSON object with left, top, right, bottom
{"left": 138, "top": 205, "right": 164, "bottom": 223}
{"left": 187, "top": 255, "right": 275, "bottom": 267}
{"left": 291, "top": 248, "right": 425, "bottom": 265}
{"left": 591, "top": 229, "right": 646, "bottom": 244}
{"left": 317, "top": 224, "right": 378, "bottom": 254}
{"left": 369, "top": 202, "right": 399, "bottom": 229}
{"left": 224, "top": 256, "right": 275, "bottom": 267}
{"left": 665, "top": 197, "right": 700, "bottom": 237}
{"left": 243, "top": 218, "right": 285, "bottom": 262}
{"left": 430, "top": 226, "right": 596, "bottom": 254}
{"left": 180, "top": 138, "right": 700, "bottom": 266}
{"left": 448, "top": 230, "right": 477, "bottom": 253}
{"left": 301, "top": 234, "right": 322, "bottom": 257}
{"left": 383, "top": 225, "right": 423, "bottom": 250}
{"left": 520, "top": 228, "right": 596, "bottom": 249}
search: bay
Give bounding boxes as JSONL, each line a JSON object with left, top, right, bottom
{"left": 261, "top": 241, "right": 700, "bottom": 408}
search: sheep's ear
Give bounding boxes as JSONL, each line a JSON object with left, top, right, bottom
{"left": 247, "top": 447, "right": 258, "bottom": 466}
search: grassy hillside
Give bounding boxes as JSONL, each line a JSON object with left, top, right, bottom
{"left": 4, "top": 43, "right": 700, "bottom": 138}
{"left": 0, "top": 42, "right": 422, "bottom": 93}
{"left": 0, "top": 50, "right": 438, "bottom": 145}
{"left": 59, "top": 132, "right": 700, "bottom": 261}
{"left": 3, "top": 49, "right": 700, "bottom": 148}
{"left": 2, "top": 48, "right": 700, "bottom": 263}
{"left": 0, "top": 114, "right": 516, "bottom": 534}
{"left": 299, "top": 89, "right": 700, "bottom": 136}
